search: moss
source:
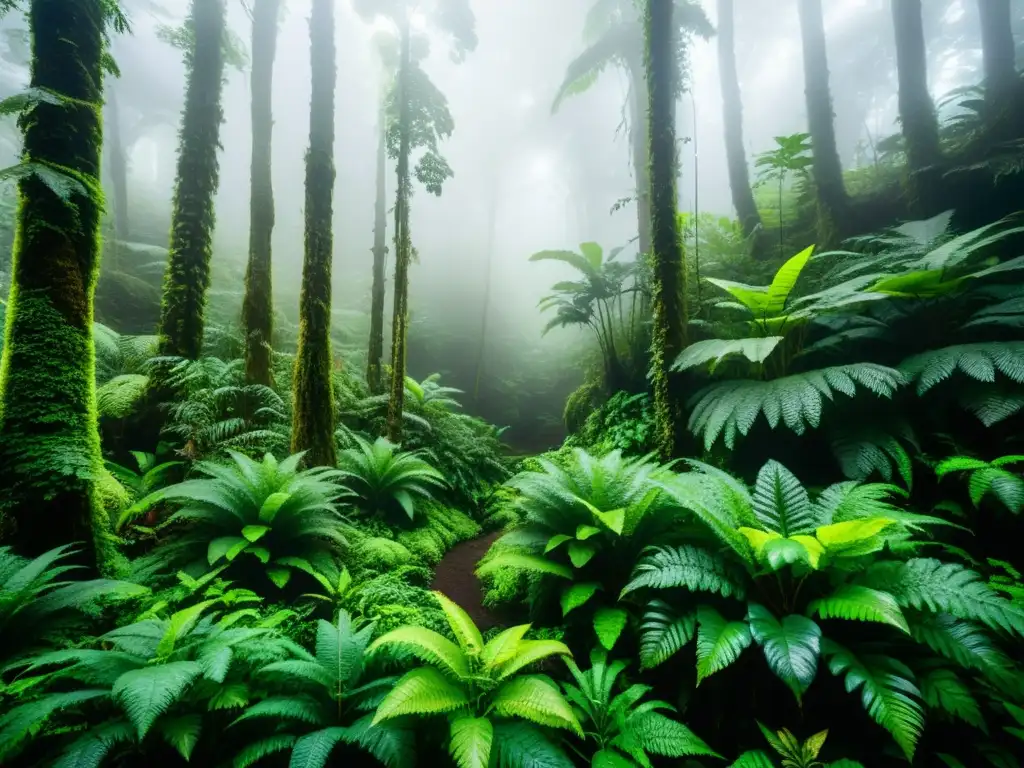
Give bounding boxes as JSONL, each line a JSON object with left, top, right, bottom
{"left": 241, "top": 0, "right": 280, "bottom": 388}
{"left": 291, "top": 0, "right": 337, "bottom": 467}
{"left": 396, "top": 503, "right": 481, "bottom": 566}
{"left": 644, "top": 0, "right": 688, "bottom": 461}
{"left": 156, "top": 0, "right": 226, "bottom": 361}
{"left": 350, "top": 536, "right": 413, "bottom": 574}
{"left": 563, "top": 378, "right": 602, "bottom": 435}
{"left": 0, "top": 0, "right": 119, "bottom": 574}
{"left": 351, "top": 568, "right": 448, "bottom": 636}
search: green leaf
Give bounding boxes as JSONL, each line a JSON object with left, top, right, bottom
{"left": 478, "top": 553, "right": 573, "bottom": 580}
{"left": 728, "top": 752, "right": 775, "bottom": 768}
{"left": 490, "top": 675, "right": 582, "bottom": 736}
{"left": 593, "top": 749, "right": 635, "bottom": 768}
{"left": 631, "top": 711, "right": 721, "bottom": 758}
{"left": 112, "top": 661, "right": 203, "bottom": 739}
{"left": 157, "top": 600, "right": 216, "bottom": 657}
{"left": 290, "top": 727, "right": 347, "bottom": 768}
{"left": 544, "top": 534, "right": 572, "bottom": 553}
{"left": 241, "top": 524, "right": 270, "bottom": 542}
{"left": 593, "top": 607, "right": 628, "bottom": 651}
{"left": 489, "top": 721, "right": 574, "bottom": 768}
{"left": 639, "top": 600, "right": 696, "bottom": 670}
{"left": 373, "top": 667, "right": 468, "bottom": 724}
{"left": 766, "top": 244, "right": 815, "bottom": 315}
{"left": 575, "top": 525, "right": 602, "bottom": 541}
{"left": 567, "top": 540, "right": 597, "bottom": 568}
{"left": 752, "top": 460, "right": 817, "bottom": 536}
{"left": 433, "top": 591, "right": 484, "bottom": 655}
{"left": 808, "top": 585, "right": 910, "bottom": 633}
{"left": 208, "top": 536, "right": 247, "bottom": 565}
{"left": 157, "top": 714, "right": 201, "bottom": 761}
{"left": 369, "top": 626, "right": 469, "bottom": 679}
{"left": 0, "top": 160, "right": 89, "bottom": 201}
{"left": 696, "top": 606, "right": 752, "bottom": 684}
{"left": 621, "top": 545, "right": 746, "bottom": 598}
{"left": 560, "top": 582, "right": 601, "bottom": 616}
{"left": 672, "top": 337, "right": 784, "bottom": 372}
{"left": 747, "top": 604, "right": 821, "bottom": 701}
{"left": 919, "top": 669, "right": 984, "bottom": 729}
{"left": 258, "top": 491, "right": 291, "bottom": 523}
{"left": 449, "top": 716, "right": 493, "bottom": 768}
{"left": 482, "top": 625, "right": 532, "bottom": 669}
{"left": 266, "top": 567, "right": 291, "bottom": 589}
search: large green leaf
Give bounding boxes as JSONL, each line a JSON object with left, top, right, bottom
{"left": 434, "top": 591, "right": 485, "bottom": 655}
{"left": 765, "top": 245, "right": 815, "bottom": 314}
{"left": 490, "top": 676, "right": 582, "bottom": 735}
{"left": 112, "top": 661, "right": 203, "bottom": 739}
{"left": 450, "top": 716, "right": 494, "bottom": 768}
{"left": 638, "top": 600, "right": 696, "bottom": 670}
{"left": 489, "top": 721, "right": 574, "bottom": 768}
{"left": 696, "top": 606, "right": 752, "bottom": 684}
{"left": 630, "top": 711, "right": 721, "bottom": 757}
{"left": 808, "top": 585, "right": 910, "bottom": 633}
{"left": 621, "top": 545, "right": 746, "bottom": 598}
{"left": 289, "top": 727, "right": 347, "bottom": 768}
{"left": 672, "top": 337, "right": 784, "bottom": 372}
{"left": 368, "top": 626, "right": 468, "bottom": 679}
{"left": 561, "top": 583, "right": 601, "bottom": 616}
{"left": 752, "top": 461, "right": 817, "bottom": 536}
{"left": 372, "top": 667, "right": 468, "bottom": 723}
{"left": 747, "top": 604, "right": 821, "bottom": 701}
{"left": 593, "top": 607, "right": 628, "bottom": 651}
{"left": 478, "top": 554, "right": 573, "bottom": 580}
{"left": 919, "top": 669, "right": 984, "bottom": 729}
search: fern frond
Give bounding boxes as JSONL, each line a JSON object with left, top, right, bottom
{"left": 809, "top": 585, "right": 910, "bottom": 633}
{"left": 638, "top": 600, "right": 696, "bottom": 670}
{"left": 112, "top": 661, "right": 203, "bottom": 739}
{"left": 901, "top": 342, "right": 1024, "bottom": 395}
{"left": 621, "top": 545, "right": 747, "bottom": 599}
{"left": 490, "top": 675, "right": 582, "bottom": 735}
{"left": 372, "top": 667, "right": 469, "bottom": 723}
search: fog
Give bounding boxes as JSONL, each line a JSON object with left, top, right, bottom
{"left": 0, "top": 0, "right": 1009, "bottom": 441}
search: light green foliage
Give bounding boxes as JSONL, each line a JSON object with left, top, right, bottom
{"left": 620, "top": 458, "right": 1022, "bottom": 759}
{"left": 732, "top": 723, "right": 860, "bottom": 768}
{"left": 0, "top": 600, "right": 298, "bottom": 764}
{"left": 347, "top": 568, "right": 448, "bottom": 636}
{"left": 936, "top": 454, "right": 1024, "bottom": 514}
{"left": 560, "top": 647, "right": 718, "bottom": 763}
{"left": 336, "top": 434, "right": 447, "bottom": 523}
{"left": 231, "top": 610, "right": 414, "bottom": 768}
{"left": 104, "top": 450, "right": 183, "bottom": 504}
{"left": 370, "top": 592, "right": 578, "bottom": 767}
{"left": 122, "top": 451, "right": 350, "bottom": 592}
{"left": 567, "top": 391, "right": 656, "bottom": 457}
{"left": 396, "top": 503, "right": 481, "bottom": 566}
{"left": 92, "top": 323, "right": 157, "bottom": 418}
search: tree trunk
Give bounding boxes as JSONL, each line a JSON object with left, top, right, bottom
{"left": 797, "top": 0, "right": 848, "bottom": 239}
{"left": 242, "top": 0, "right": 280, "bottom": 388}
{"left": 628, "top": 59, "right": 653, "bottom": 260}
{"left": 367, "top": 113, "right": 388, "bottom": 395}
{"left": 387, "top": 21, "right": 412, "bottom": 444}
{"left": 106, "top": 87, "right": 130, "bottom": 246}
{"left": 157, "top": 0, "right": 226, "bottom": 360}
{"left": 716, "top": 0, "right": 762, "bottom": 238}
{"left": 291, "top": 0, "right": 337, "bottom": 467}
{"left": 977, "top": 0, "right": 1020, "bottom": 123}
{"left": 645, "top": 0, "right": 688, "bottom": 461}
{"left": 472, "top": 181, "right": 499, "bottom": 406}
{"left": 891, "top": 0, "right": 941, "bottom": 212}
{"left": 0, "top": 0, "right": 117, "bottom": 573}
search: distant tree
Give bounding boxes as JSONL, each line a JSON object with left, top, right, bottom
{"left": 241, "top": 0, "right": 281, "bottom": 387}
{"left": 354, "top": 0, "right": 476, "bottom": 443}
{"left": 715, "top": 0, "right": 761, "bottom": 239}
{"left": 0, "top": 0, "right": 128, "bottom": 572}
{"left": 156, "top": 0, "right": 227, "bottom": 360}
{"left": 977, "top": 0, "right": 1022, "bottom": 131}
{"left": 796, "top": 0, "right": 848, "bottom": 241}
{"left": 645, "top": 0, "right": 688, "bottom": 460}
{"left": 891, "top": 0, "right": 941, "bottom": 212}
{"left": 554, "top": 0, "right": 711, "bottom": 261}
{"left": 291, "top": 0, "right": 337, "bottom": 466}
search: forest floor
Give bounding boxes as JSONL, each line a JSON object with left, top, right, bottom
{"left": 431, "top": 530, "right": 502, "bottom": 630}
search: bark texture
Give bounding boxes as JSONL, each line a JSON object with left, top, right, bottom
{"left": 367, "top": 116, "right": 388, "bottom": 395}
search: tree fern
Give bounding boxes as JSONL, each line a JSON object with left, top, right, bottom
{"left": 688, "top": 364, "right": 905, "bottom": 450}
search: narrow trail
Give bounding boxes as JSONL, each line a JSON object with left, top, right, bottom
{"left": 431, "top": 531, "right": 502, "bottom": 631}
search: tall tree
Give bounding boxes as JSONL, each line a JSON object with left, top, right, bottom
{"left": 291, "top": 0, "right": 337, "bottom": 466}
{"left": 355, "top": 0, "right": 476, "bottom": 443}
{"left": 366, "top": 111, "right": 388, "bottom": 395}
{"left": 645, "top": 0, "right": 687, "bottom": 461}
{"left": 715, "top": 0, "right": 761, "bottom": 238}
{"left": 106, "top": 88, "right": 130, "bottom": 244}
{"left": 554, "top": 0, "right": 711, "bottom": 260}
{"left": 796, "top": 0, "right": 848, "bottom": 238}
{"left": 241, "top": 0, "right": 281, "bottom": 387}
{"left": 156, "top": 0, "right": 227, "bottom": 360}
{"left": 977, "top": 0, "right": 1020, "bottom": 121}
{"left": 0, "top": 0, "right": 125, "bottom": 571}
{"left": 891, "top": 0, "right": 941, "bottom": 210}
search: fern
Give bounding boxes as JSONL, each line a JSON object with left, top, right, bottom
{"left": 900, "top": 341, "right": 1024, "bottom": 395}
{"left": 621, "top": 545, "right": 747, "bottom": 599}
{"left": 336, "top": 435, "right": 447, "bottom": 522}
{"left": 695, "top": 606, "right": 752, "bottom": 683}
{"left": 688, "top": 364, "right": 905, "bottom": 449}
{"left": 638, "top": 600, "right": 696, "bottom": 669}
{"left": 935, "top": 455, "right": 1024, "bottom": 514}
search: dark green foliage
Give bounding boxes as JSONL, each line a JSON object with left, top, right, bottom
{"left": 0, "top": 0, "right": 116, "bottom": 572}
{"left": 566, "top": 391, "right": 655, "bottom": 457}
{"left": 157, "top": 0, "right": 226, "bottom": 361}
{"left": 291, "top": 0, "right": 337, "bottom": 467}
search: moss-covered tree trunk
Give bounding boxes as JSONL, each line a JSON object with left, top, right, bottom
{"left": 386, "top": 20, "right": 413, "bottom": 444}
{"left": 242, "top": 0, "right": 280, "bottom": 387}
{"left": 0, "top": 0, "right": 117, "bottom": 571}
{"left": 472, "top": 182, "right": 498, "bottom": 405}
{"left": 291, "top": 0, "right": 337, "bottom": 466}
{"left": 106, "top": 88, "right": 130, "bottom": 245}
{"left": 977, "top": 0, "right": 1021, "bottom": 131}
{"left": 716, "top": 0, "right": 761, "bottom": 239}
{"left": 797, "top": 0, "right": 848, "bottom": 240}
{"left": 891, "top": 0, "right": 941, "bottom": 213}
{"left": 157, "top": 0, "right": 226, "bottom": 360}
{"left": 366, "top": 112, "right": 388, "bottom": 395}
{"left": 645, "top": 0, "right": 688, "bottom": 461}
{"left": 628, "top": 58, "right": 653, "bottom": 261}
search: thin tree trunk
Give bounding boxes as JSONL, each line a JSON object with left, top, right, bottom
{"left": 367, "top": 113, "right": 388, "bottom": 394}
{"left": 716, "top": 0, "right": 761, "bottom": 238}
{"left": 891, "top": 0, "right": 941, "bottom": 211}
{"left": 0, "top": 0, "right": 117, "bottom": 572}
{"left": 242, "top": 0, "right": 280, "bottom": 387}
{"left": 471, "top": 181, "right": 498, "bottom": 406}
{"left": 157, "top": 0, "right": 226, "bottom": 360}
{"left": 291, "top": 0, "right": 337, "bottom": 466}
{"left": 387, "top": 20, "right": 412, "bottom": 444}
{"left": 977, "top": 0, "right": 1020, "bottom": 122}
{"left": 106, "top": 87, "right": 130, "bottom": 246}
{"left": 645, "top": 0, "right": 688, "bottom": 461}
{"left": 628, "top": 60, "right": 653, "bottom": 261}
{"left": 797, "top": 0, "right": 848, "bottom": 239}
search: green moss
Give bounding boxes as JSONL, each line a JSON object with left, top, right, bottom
{"left": 395, "top": 503, "right": 481, "bottom": 566}
{"left": 351, "top": 568, "right": 448, "bottom": 636}
{"left": 0, "top": 0, "right": 118, "bottom": 574}
{"left": 291, "top": 0, "right": 337, "bottom": 467}
{"left": 241, "top": 0, "right": 280, "bottom": 388}
{"left": 563, "top": 378, "right": 602, "bottom": 435}
{"left": 350, "top": 536, "right": 413, "bottom": 574}
{"left": 156, "top": 0, "right": 226, "bottom": 361}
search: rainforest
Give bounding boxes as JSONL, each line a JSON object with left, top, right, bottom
{"left": 2, "top": 0, "right": 1024, "bottom": 766}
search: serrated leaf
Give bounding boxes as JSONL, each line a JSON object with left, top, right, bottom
{"left": 490, "top": 676, "right": 582, "bottom": 735}
{"left": 747, "top": 604, "right": 821, "bottom": 701}
{"left": 809, "top": 585, "right": 910, "bottom": 633}
{"left": 449, "top": 716, "right": 493, "bottom": 768}
{"left": 639, "top": 600, "right": 696, "bottom": 669}
{"left": 373, "top": 667, "right": 469, "bottom": 724}
{"left": 696, "top": 606, "right": 752, "bottom": 683}
{"left": 112, "top": 661, "right": 202, "bottom": 739}
{"left": 594, "top": 607, "right": 628, "bottom": 650}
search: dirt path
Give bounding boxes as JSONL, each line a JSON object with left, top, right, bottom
{"left": 431, "top": 531, "right": 502, "bottom": 631}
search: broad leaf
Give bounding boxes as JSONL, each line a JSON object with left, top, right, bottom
{"left": 450, "top": 716, "right": 494, "bottom": 768}
{"left": 747, "top": 604, "right": 821, "bottom": 700}
{"left": 696, "top": 606, "right": 752, "bottom": 683}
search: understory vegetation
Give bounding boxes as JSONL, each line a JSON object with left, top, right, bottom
{"left": 2, "top": 0, "right": 1024, "bottom": 766}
